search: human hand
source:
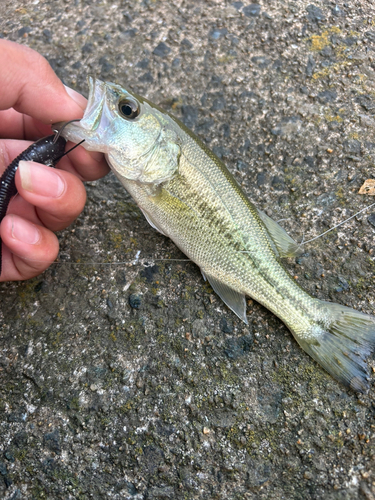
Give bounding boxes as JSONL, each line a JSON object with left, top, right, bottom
{"left": 0, "top": 40, "right": 109, "bottom": 281}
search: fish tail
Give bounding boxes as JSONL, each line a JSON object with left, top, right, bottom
{"left": 296, "top": 301, "right": 375, "bottom": 392}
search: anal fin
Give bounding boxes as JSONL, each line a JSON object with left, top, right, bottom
{"left": 257, "top": 209, "right": 302, "bottom": 258}
{"left": 205, "top": 273, "right": 248, "bottom": 324}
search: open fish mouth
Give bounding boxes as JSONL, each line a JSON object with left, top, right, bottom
{"left": 53, "top": 77, "right": 108, "bottom": 149}
{"left": 79, "top": 76, "right": 107, "bottom": 132}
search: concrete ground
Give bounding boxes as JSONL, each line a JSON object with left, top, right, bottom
{"left": 1, "top": 0, "right": 375, "bottom": 498}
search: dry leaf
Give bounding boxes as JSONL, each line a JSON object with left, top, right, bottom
{"left": 358, "top": 179, "right": 375, "bottom": 195}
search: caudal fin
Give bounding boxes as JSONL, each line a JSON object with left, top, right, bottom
{"left": 297, "top": 301, "right": 375, "bottom": 392}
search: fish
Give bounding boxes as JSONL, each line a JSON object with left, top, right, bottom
{"left": 58, "top": 77, "right": 375, "bottom": 392}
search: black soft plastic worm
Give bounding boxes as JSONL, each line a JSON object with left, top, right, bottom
{"left": 0, "top": 134, "right": 67, "bottom": 276}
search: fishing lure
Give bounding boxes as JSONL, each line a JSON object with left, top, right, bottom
{"left": 0, "top": 127, "right": 84, "bottom": 275}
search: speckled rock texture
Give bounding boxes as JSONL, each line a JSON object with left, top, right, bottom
{"left": 1, "top": 1, "right": 375, "bottom": 499}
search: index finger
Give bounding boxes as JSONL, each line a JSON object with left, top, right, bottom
{"left": 0, "top": 41, "right": 109, "bottom": 178}
{"left": 0, "top": 40, "right": 86, "bottom": 125}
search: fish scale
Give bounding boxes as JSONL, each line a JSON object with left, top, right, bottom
{"left": 58, "top": 77, "right": 375, "bottom": 393}
{"left": 162, "top": 140, "right": 313, "bottom": 319}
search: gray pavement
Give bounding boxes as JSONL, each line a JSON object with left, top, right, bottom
{"left": 1, "top": 0, "right": 375, "bottom": 498}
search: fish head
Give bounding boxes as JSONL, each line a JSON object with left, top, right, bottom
{"left": 58, "top": 77, "right": 180, "bottom": 184}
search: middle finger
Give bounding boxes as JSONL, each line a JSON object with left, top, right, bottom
{"left": 0, "top": 109, "right": 52, "bottom": 140}
{"left": 14, "top": 160, "right": 87, "bottom": 232}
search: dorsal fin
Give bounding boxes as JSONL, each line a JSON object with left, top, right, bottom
{"left": 257, "top": 209, "right": 302, "bottom": 258}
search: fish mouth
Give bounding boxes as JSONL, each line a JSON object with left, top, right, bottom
{"left": 80, "top": 76, "right": 107, "bottom": 131}
{"left": 53, "top": 77, "right": 108, "bottom": 151}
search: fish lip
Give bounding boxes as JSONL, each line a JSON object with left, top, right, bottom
{"left": 52, "top": 77, "right": 107, "bottom": 146}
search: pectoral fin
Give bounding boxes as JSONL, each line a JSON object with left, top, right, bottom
{"left": 205, "top": 273, "right": 248, "bottom": 324}
{"left": 140, "top": 208, "right": 168, "bottom": 237}
{"left": 257, "top": 209, "right": 302, "bottom": 258}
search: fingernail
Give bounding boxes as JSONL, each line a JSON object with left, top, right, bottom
{"left": 19, "top": 161, "right": 65, "bottom": 198}
{"left": 64, "top": 85, "right": 87, "bottom": 110}
{"left": 11, "top": 215, "right": 41, "bottom": 245}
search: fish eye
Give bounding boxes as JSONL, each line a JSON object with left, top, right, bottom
{"left": 118, "top": 98, "right": 140, "bottom": 119}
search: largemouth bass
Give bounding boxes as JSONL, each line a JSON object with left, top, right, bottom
{"left": 59, "top": 77, "right": 375, "bottom": 392}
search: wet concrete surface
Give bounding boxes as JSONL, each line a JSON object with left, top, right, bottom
{"left": 1, "top": 0, "right": 375, "bottom": 498}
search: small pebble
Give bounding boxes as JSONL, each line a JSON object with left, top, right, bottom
{"left": 129, "top": 294, "right": 142, "bottom": 309}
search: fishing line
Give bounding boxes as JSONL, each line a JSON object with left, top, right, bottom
{"left": 55, "top": 139, "right": 86, "bottom": 161}
{"left": 52, "top": 119, "right": 81, "bottom": 142}
{"left": 5, "top": 256, "right": 191, "bottom": 266}
{"left": 13, "top": 202, "right": 375, "bottom": 270}
{"left": 240, "top": 202, "right": 375, "bottom": 256}
{"left": 301, "top": 201, "right": 375, "bottom": 245}
{"left": 5, "top": 129, "right": 375, "bottom": 271}
{"left": 6, "top": 200, "right": 375, "bottom": 271}
{"left": 51, "top": 119, "right": 85, "bottom": 161}
{"left": 50, "top": 258, "right": 191, "bottom": 265}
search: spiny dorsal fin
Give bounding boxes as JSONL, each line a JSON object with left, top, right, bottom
{"left": 257, "top": 209, "right": 302, "bottom": 258}
{"left": 205, "top": 273, "right": 248, "bottom": 324}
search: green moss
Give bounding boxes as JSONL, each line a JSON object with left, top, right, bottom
{"left": 328, "top": 430, "right": 345, "bottom": 448}
{"left": 67, "top": 396, "right": 80, "bottom": 411}
{"left": 324, "top": 111, "right": 343, "bottom": 123}
{"left": 119, "top": 399, "right": 135, "bottom": 413}
{"left": 31, "top": 484, "right": 48, "bottom": 499}
{"left": 226, "top": 426, "right": 246, "bottom": 449}
{"left": 202, "top": 280, "right": 214, "bottom": 294}
{"left": 0, "top": 399, "right": 6, "bottom": 413}
{"left": 100, "top": 416, "right": 110, "bottom": 427}
{"left": 217, "top": 54, "right": 236, "bottom": 64}
{"left": 171, "top": 338, "right": 186, "bottom": 357}
{"left": 156, "top": 317, "right": 165, "bottom": 327}
{"left": 16, "top": 279, "right": 44, "bottom": 315}
{"left": 51, "top": 330, "right": 63, "bottom": 348}
{"left": 308, "top": 31, "right": 331, "bottom": 51}
{"left": 355, "top": 277, "right": 367, "bottom": 291}
{"left": 109, "top": 232, "right": 124, "bottom": 249}
{"left": 335, "top": 186, "right": 346, "bottom": 205}
{"left": 218, "top": 361, "right": 240, "bottom": 385}
{"left": 14, "top": 448, "right": 28, "bottom": 461}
